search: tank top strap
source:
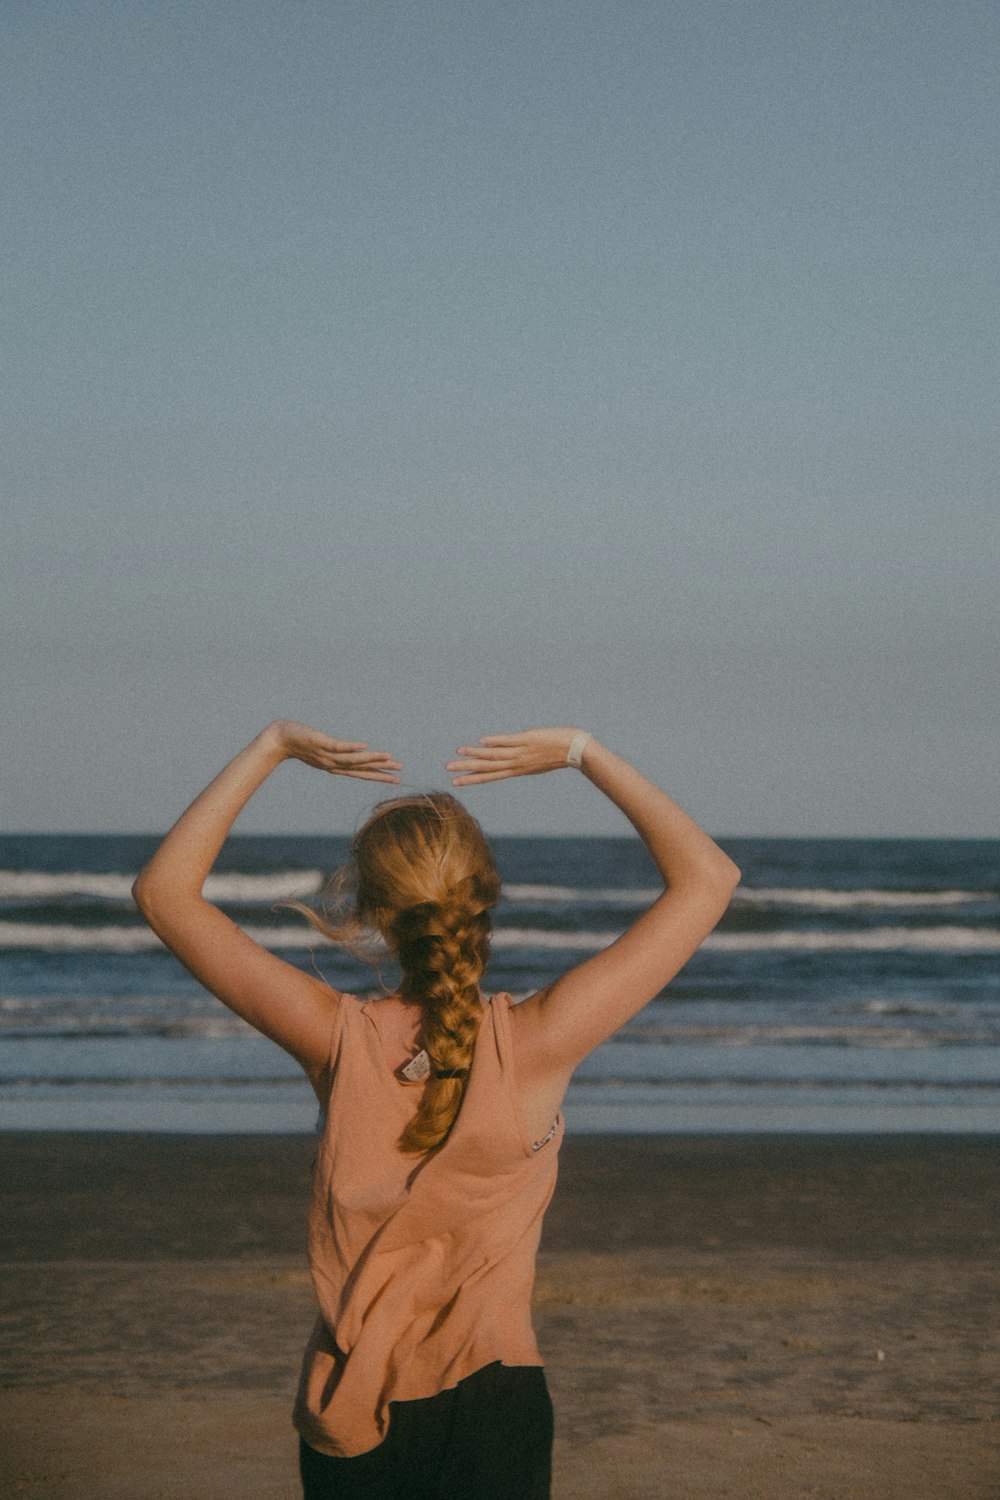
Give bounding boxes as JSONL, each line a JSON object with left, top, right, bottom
{"left": 486, "top": 990, "right": 515, "bottom": 1054}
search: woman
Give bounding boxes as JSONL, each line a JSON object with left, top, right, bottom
{"left": 132, "top": 720, "right": 739, "bottom": 1499}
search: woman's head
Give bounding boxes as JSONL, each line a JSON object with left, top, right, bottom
{"left": 292, "top": 791, "right": 500, "bottom": 1155}
{"left": 350, "top": 791, "right": 501, "bottom": 953}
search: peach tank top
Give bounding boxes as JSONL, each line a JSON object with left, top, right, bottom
{"left": 293, "top": 991, "right": 565, "bottom": 1458}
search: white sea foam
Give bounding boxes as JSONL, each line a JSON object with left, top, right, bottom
{"left": 0, "top": 870, "right": 325, "bottom": 902}
{"left": 707, "top": 926, "right": 1000, "bottom": 952}
{"left": 0, "top": 872, "right": 139, "bottom": 900}
{"left": 0, "top": 923, "right": 159, "bottom": 951}
{"left": 501, "top": 883, "right": 663, "bottom": 905}
{"left": 854, "top": 999, "right": 958, "bottom": 1016}
{"left": 0, "top": 1014, "right": 256, "bottom": 1039}
{"left": 203, "top": 872, "right": 324, "bottom": 901}
{"left": 502, "top": 883, "right": 992, "bottom": 910}
{"left": 2, "top": 920, "right": 998, "bottom": 955}
{"left": 496, "top": 925, "right": 1000, "bottom": 954}
{"left": 620, "top": 1022, "right": 996, "bottom": 1048}
{"left": 6, "top": 870, "right": 988, "bottom": 913}
{"left": 0, "top": 922, "right": 325, "bottom": 951}
{"left": 489, "top": 927, "right": 621, "bottom": 950}
{"left": 734, "top": 887, "right": 989, "bottom": 911}
{"left": 0, "top": 921, "right": 594, "bottom": 953}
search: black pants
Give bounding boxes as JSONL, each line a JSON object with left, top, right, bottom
{"left": 298, "top": 1361, "right": 553, "bottom": 1500}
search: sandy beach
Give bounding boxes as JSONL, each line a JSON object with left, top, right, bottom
{"left": 2, "top": 1131, "right": 998, "bottom": 1498}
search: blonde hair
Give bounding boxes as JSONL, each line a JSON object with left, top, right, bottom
{"left": 290, "top": 791, "right": 501, "bottom": 1154}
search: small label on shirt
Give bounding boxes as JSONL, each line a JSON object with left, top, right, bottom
{"left": 400, "top": 1048, "right": 432, "bottom": 1082}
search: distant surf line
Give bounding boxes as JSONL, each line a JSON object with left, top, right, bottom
{"left": 2, "top": 921, "right": 999, "bottom": 955}
{"left": 2, "top": 870, "right": 994, "bottom": 911}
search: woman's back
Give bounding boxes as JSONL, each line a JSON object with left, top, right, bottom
{"left": 355, "top": 990, "right": 568, "bottom": 1148}
{"left": 295, "top": 990, "right": 564, "bottom": 1459}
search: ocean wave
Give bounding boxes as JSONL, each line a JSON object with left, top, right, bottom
{"left": 203, "top": 872, "right": 324, "bottom": 901}
{"left": 495, "top": 925, "right": 1000, "bottom": 954}
{"left": 501, "top": 883, "right": 663, "bottom": 905}
{"left": 851, "top": 999, "right": 960, "bottom": 1017}
{"left": 489, "top": 927, "right": 621, "bottom": 950}
{"left": 566, "top": 1076, "right": 1000, "bottom": 1092}
{"left": 620, "top": 1022, "right": 997, "bottom": 1048}
{"left": 0, "top": 872, "right": 661, "bottom": 909}
{"left": 2, "top": 1074, "right": 997, "bottom": 1094}
{"left": 0, "top": 870, "right": 325, "bottom": 902}
{"left": 707, "top": 926, "right": 1000, "bottom": 953}
{"left": 0, "top": 921, "right": 333, "bottom": 952}
{"left": 0, "top": 1075, "right": 308, "bottom": 1089}
{"left": 5, "top": 871, "right": 990, "bottom": 916}
{"left": 734, "top": 887, "right": 991, "bottom": 911}
{"left": 502, "top": 883, "right": 994, "bottom": 911}
{"left": 0, "top": 1014, "right": 256, "bottom": 1040}
{"left": 5, "top": 1018, "right": 992, "bottom": 1047}
{"left": 2, "top": 920, "right": 998, "bottom": 956}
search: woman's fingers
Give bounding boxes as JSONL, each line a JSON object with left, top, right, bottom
{"left": 448, "top": 765, "right": 519, "bottom": 778}
{"left": 449, "top": 767, "right": 517, "bottom": 780}
{"left": 451, "top": 769, "right": 522, "bottom": 785}
{"left": 331, "top": 748, "right": 399, "bottom": 763}
{"left": 311, "top": 747, "right": 403, "bottom": 777}
{"left": 453, "top": 745, "right": 520, "bottom": 760}
{"left": 278, "top": 725, "right": 402, "bottom": 778}
{"left": 330, "top": 754, "right": 402, "bottom": 777}
{"left": 336, "top": 761, "right": 403, "bottom": 777}
{"left": 448, "top": 735, "right": 548, "bottom": 783}
{"left": 449, "top": 762, "right": 521, "bottom": 774}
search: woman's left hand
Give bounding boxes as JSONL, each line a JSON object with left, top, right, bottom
{"left": 267, "top": 720, "right": 403, "bottom": 781}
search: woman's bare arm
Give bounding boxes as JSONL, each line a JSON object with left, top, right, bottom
{"left": 448, "top": 728, "right": 740, "bottom": 1074}
{"left": 132, "top": 721, "right": 401, "bottom": 1082}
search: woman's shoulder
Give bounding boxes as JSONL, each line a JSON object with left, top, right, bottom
{"left": 338, "top": 991, "right": 375, "bottom": 1028}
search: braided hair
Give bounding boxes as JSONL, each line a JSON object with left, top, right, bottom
{"left": 389, "top": 886, "right": 494, "bottom": 1152}
{"left": 288, "top": 792, "right": 501, "bottom": 1154}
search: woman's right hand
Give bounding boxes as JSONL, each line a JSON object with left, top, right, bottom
{"left": 447, "top": 728, "right": 590, "bottom": 784}
{"left": 267, "top": 720, "right": 403, "bottom": 782}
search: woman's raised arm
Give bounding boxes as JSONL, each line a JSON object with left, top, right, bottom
{"left": 132, "top": 721, "right": 401, "bottom": 1083}
{"left": 448, "top": 728, "right": 740, "bottom": 1074}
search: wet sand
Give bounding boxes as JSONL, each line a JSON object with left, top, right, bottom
{"left": 2, "top": 1132, "right": 998, "bottom": 1498}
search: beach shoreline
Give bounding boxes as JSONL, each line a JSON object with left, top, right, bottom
{"left": 2, "top": 1132, "right": 998, "bottom": 1497}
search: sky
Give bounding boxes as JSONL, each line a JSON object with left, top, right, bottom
{"left": 4, "top": 0, "right": 998, "bottom": 836}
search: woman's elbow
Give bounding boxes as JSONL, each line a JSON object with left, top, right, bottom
{"left": 131, "top": 871, "right": 153, "bottom": 913}
{"left": 132, "top": 869, "right": 171, "bottom": 917}
{"left": 667, "top": 856, "right": 740, "bottom": 908}
{"left": 697, "top": 851, "right": 740, "bottom": 896}
{"left": 702, "top": 858, "right": 740, "bottom": 923}
{"left": 132, "top": 869, "right": 204, "bottom": 923}
{"left": 695, "top": 858, "right": 740, "bottom": 919}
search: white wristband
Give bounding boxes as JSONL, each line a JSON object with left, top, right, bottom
{"left": 566, "top": 730, "right": 592, "bottom": 768}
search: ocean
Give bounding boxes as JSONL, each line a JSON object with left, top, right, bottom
{"left": 1, "top": 834, "right": 998, "bottom": 1134}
